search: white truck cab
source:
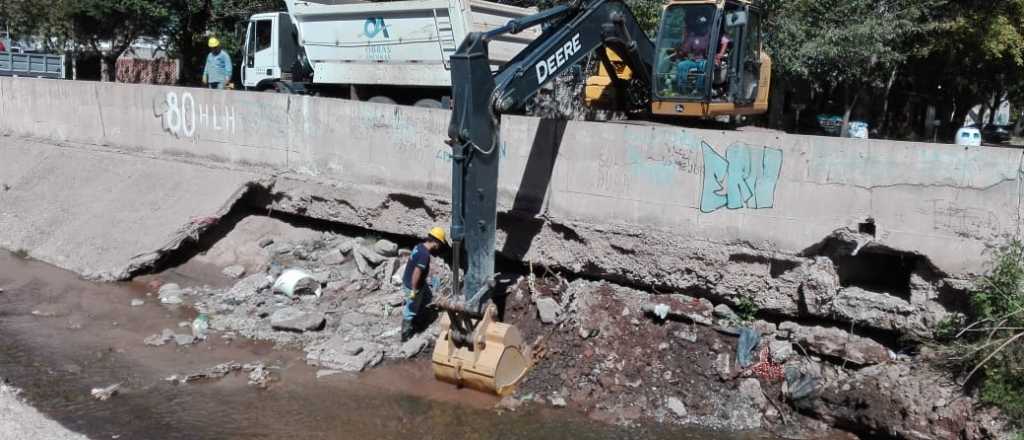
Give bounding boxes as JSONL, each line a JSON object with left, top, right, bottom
{"left": 241, "top": 0, "right": 539, "bottom": 105}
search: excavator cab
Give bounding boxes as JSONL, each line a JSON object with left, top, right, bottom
{"left": 649, "top": 0, "right": 770, "bottom": 118}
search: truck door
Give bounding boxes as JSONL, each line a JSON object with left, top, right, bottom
{"left": 244, "top": 16, "right": 279, "bottom": 89}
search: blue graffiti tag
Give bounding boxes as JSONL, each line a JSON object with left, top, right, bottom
{"left": 363, "top": 17, "right": 390, "bottom": 39}
{"left": 700, "top": 141, "right": 783, "bottom": 213}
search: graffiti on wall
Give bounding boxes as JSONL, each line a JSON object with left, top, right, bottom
{"left": 155, "top": 91, "right": 236, "bottom": 138}
{"left": 700, "top": 141, "right": 783, "bottom": 213}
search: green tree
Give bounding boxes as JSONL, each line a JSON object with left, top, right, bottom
{"left": 67, "top": 0, "right": 170, "bottom": 81}
{"left": 923, "top": 0, "right": 1024, "bottom": 135}
{"left": 762, "top": 0, "right": 937, "bottom": 136}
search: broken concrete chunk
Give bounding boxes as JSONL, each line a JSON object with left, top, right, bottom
{"left": 90, "top": 383, "right": 120, "bottom": 401}
{"left": 549, "top": 395, "right": 567, "bottom": 408}
{"left": 174, "top": 334, "right": 196, "bottom": 346}
{"left": 535, "top": 296, "right": 561, "bottom": 324}
{"left": 305, "top": 335, "right": 384, "bottom": 372}
{"left": 786, "top": 323, "right": 889, "bottom": 365}
{"left": 356, "top": 246, "right": 385, "bottom": 265}
{"left": 373, "top": 239, "right": 399, "bottom": 257}
{"left": 713, "top": 304, "right": 739, "bottom": 321}
{"left": 257, "top": 237, "right": 274, "bottom": 248}
{"left": 666, "top": 397, "right": 688, "bottom": 417}
{"left": 769, "top": 340, "right": 795, "bottom": 363}
{"left": 353, "top": 250, "right": 370, "bottom": 274}
{"left": 269, "top": 307, "right": 326, "bottom": 332}
{"left": 337, "top": 239, "right": 359, "bottom": 255}
{"left": 222, "top": 265, "right": 246, "bottom": 279}
{"left": 144, "top": 328, "right": 176, "bottom": 346}
{"left": 158, "top": 283, "right": 184, "bottom": 304}
{"left": 398, "top": 335, "right": 428, "bottom": 358}
{"left": 130, "top": 299, "right": 145, "bottom": 307}
{"left": 319, "top": 249, "right": 346, "bottom": 265}
{"left": 316, "top": 369, "right": 343, "bottom": 379}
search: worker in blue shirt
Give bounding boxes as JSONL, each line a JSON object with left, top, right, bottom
{"left": 401, "top": 227, "right": 447, "bottom": 342}
{"left": 203, "top": 37, "right": 232, "bottom": 89}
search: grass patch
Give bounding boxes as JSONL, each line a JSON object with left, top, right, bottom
{"left": 942, "top": 240, "right": 1024, "bottom": 431}
{"left": 735, "top": 296, "right": 759, "bottom": 323}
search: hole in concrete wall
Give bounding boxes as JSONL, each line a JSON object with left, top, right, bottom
{"left": 831, "top": 250, "right": 916, "bottom": 299}
{"left": 858, "top": 218, "right": 876, "bottom": 236}
{"left": 770, "top": 260, "right": 800, "bottom": 278}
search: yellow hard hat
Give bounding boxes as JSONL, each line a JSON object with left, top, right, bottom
{"left": 428, "top": 227, "right": 447, "bottom": 244}
{"left": 208, "top": 37, "right": 220, "bottom": 48}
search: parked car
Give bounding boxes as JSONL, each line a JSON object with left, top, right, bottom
{"left": 956, "top": 126, "right": 982, "bottom": 146}
{"left": 981, "top": 124, "right": 1012, "bottom": 144}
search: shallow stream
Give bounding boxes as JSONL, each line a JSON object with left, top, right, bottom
{"left": 0, "top": 251, "right": 775, "bottom": 439}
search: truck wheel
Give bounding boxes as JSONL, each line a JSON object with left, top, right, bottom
{"left": 368, "top": 96, "right": 396, "bottom": 105}
{"left": 414, "top": 99, "right": 443, "bottom": 109}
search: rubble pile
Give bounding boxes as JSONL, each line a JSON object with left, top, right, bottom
{"left": 149, "top": 232, "right": 446, "bottom": 377}
{"left": 498, "top": 276, "right": 1007, "bottom": 438}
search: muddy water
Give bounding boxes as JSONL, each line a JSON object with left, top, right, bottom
{"left": 0, "top": 252, "right": 775, "bottom": 440}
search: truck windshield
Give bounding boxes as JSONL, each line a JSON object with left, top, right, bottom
{"left": 653, "top": 4, "right": 717, "bottom": 100}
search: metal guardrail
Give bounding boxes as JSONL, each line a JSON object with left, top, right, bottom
{"left": 0, "top": 51, "right": 65, "bottom": 79}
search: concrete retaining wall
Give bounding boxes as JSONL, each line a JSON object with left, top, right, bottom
{"left": 1, "top": 77, "right": 1021, "bottom": 276}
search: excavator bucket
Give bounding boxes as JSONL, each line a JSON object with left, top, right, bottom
{"left": 431, "top": 303, "right": 530, "bottom": 395}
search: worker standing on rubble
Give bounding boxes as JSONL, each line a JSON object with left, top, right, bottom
{"left": 203, "top": 37, "right": 232, "bottom": 89}
{"left": 401, "top": 227, "right": 447, "bottom": 342}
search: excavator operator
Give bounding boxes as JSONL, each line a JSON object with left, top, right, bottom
{"left": 673, "top": 12, "right": 730, "bottom": 95}
{"left": 401, "top": 227, "right": 448, "bottom": 342}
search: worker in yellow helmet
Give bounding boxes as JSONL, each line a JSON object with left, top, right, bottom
{"left": 400, "top": 227, "right": 448, "bottom": 342}
{"left": 202, "top": 37, "right": 233, "bottom": 89}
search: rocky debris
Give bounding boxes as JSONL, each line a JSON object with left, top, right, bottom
{"left": 90, "top": 384, "right": 120, "bottom": 401}
{"left": 713, "top": 304, "right": 739, "bottom": 321}
{"left": 807, "top": 364, "right": 1009, "bottom": 440}
{"left": 269, "top": 307, "right": 326, "bottom": 332}
{"left": 666, "top": 397, "right": 688, "bottom": 418}
{"left": 246, "top": 363, "right": 272, "bottom": 388}
{"left": 535, "top": 296, "right": 561, "bottom": 324}
{"left": 781, "top": 322, "right": 889, "bottom": 365}
{"left": 222, "top": 265, "right": 246, "bottom": 279}
{"left": 496, "top": 396, "right": 523, "bottom": 412}
{"left": 305, "top": 335, "right": 384, "bottom": 372}
{"left": 158, "top": 283, "right": 184, "bottom": 304}
{"left": 315, "top": 370, "right": 343, "bottom": 379}
{"left": 144, "top": 329, "right": 176, "bottom": 346}
{"left": 319, "top": 249, "right": 346, "bottom": 266}
{"left": 831, "top": 287, "right": 924, "bottom": 335}
{"left": 174, "top": 334, "right": 196, "bottom": 346}
{"left": 769, "top": 340, "right": 795, "bottom": 364}
{"left": 373, "top": 239, "right": 398, "bottom": 257}
{"left": 549, "top": 395, "right": 567, "bottom": 408}
{"left": 130, "top": 299, "right": 145, "bottom": 307}
{"left": 641, "top": 294, "right": 714, "bottom": 326}
{"left": 257, "top": 237, "right": 274, "bottom": 248}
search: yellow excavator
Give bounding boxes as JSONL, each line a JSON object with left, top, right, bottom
{"left": 433, "top": 0, "right": 771, "bottom": 395}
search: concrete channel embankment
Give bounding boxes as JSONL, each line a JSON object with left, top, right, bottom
{"left": 2, "top": 76, "right": 1021, "bottom": 329}
{"left": 1, "top": 77, "right": 1020, "bottom": 437}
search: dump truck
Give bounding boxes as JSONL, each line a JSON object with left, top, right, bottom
{"left": 0, "top": 50, "right": 65, "bottom": 79}
{"left": 242, "top": 0, "right": 541, "bottom": 107}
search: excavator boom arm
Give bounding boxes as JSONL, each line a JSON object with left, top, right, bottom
{"left": 446, "top": 0, "right": 654, "bottom": 307}
{"left": 434, "top": 0, "right": 655, "bottom": 396}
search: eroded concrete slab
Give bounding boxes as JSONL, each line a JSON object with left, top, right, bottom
{"left": 0, "top": 137, "right": 257, "bottom": 280}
